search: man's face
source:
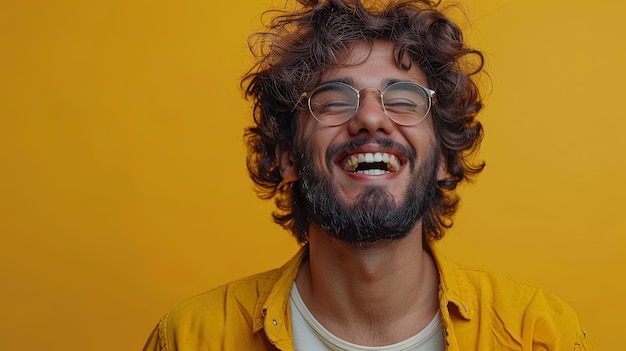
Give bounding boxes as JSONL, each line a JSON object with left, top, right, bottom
{"left": 288, "top": 40, "right": 443, "bottom": 244}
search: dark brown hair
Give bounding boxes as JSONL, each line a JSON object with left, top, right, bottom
{"left": 243, "top": 0, "right": 485, "bottom": 243}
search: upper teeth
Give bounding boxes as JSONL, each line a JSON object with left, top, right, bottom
{"left": 343, "top": 152, "right": 401, "bottom": 174}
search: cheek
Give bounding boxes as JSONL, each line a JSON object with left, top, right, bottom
{"left": 301, "top": 134, "right": 328, "bottom": 169}
{"left": 421, "top": 118, "right": 439, "bottom": 146}
{"left": 421, "top": 116, "right": 437, "bottom": 136}
{"left": 405, "top": 125, "right": 437, "bottom": 150}
{"left": 297, "top": 119, "right": 337, "bottom": 163}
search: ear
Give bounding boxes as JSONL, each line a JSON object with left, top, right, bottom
{"left": 276, "top": 142, "right": 299, "bottom": 182}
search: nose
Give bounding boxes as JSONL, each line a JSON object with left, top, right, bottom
{"left": 347, "top": 89, "right": 393, "bottom": 136}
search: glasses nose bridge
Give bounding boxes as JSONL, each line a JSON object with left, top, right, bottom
{"left": 355, "top": 87, "right": 385, "bottom": 113}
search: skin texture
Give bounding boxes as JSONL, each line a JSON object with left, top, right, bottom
{"left": 278, "top": 41, "right": 444, "bottom": 346}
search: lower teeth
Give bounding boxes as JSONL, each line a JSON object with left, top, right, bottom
{"left": 356, "top": 169, "right": 387, "bottom": 175}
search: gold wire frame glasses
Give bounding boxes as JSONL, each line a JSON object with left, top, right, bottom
{"left": 297, "top": 81, "right": 436, "bottom": 126}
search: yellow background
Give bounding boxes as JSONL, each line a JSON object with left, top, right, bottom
{"left": 1, "top": 0, "right": 624, "bottom": 349}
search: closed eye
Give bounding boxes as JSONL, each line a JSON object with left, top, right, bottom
{"left": 384, "top": 100, "right": 419, "bottom": 112}
{"left": 313, "top": 101, "right": 356, "bottom": 115}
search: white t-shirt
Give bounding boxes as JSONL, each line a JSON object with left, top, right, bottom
{"left": 290, "top": 283, "right": 445, "bottom": 351}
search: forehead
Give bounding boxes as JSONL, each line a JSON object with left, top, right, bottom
{"left": 320, "top": 40, "right": 429, "bottom": 88}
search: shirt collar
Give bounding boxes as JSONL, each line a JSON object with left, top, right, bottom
{"left": 428, "top": 242, "right": 473, "bottom": 320}
{"left": 253, "top": 245, "right": 308, "bottom": 348}
{"left": 252, "top": 242, "right": 474, "bottom": 346}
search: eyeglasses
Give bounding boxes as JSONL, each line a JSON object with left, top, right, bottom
{"left": 298, "top": 81, "right": 436, "bottom": 127}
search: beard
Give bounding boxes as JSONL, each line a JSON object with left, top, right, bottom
{"left": 296, "top": 137, "right": 440, "bottom": 245}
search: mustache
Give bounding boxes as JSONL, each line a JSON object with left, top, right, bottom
{"left": 325, "top": 137, "right": 417, "bottom": 170}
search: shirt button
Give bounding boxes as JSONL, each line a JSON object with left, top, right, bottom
{"left": 272, "top": 319, "right": 278, "bottom": 326}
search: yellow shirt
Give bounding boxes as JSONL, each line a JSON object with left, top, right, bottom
{"left": 143, "top": 244, "right": 593, "bottom": 350}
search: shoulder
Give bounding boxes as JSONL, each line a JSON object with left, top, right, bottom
{"left": 429, "top": 243, "right": 593, "bottom": 348}
{"left": 458, "top": 264, "right": 573, "bottom": 313}
{"left": 143, "top": 246, "right": 309, "bottom": 350}
{"left": 430, "top": 245, "right": 578, "bottom": 320}
{"left": 168, "top": 268, "right": 281, "bottom": 327}
{"left": 455, "top": 265, "right": 592, "bottom": 349}
{"left": 143, "top": 268, "right": 282, "bottom": 351}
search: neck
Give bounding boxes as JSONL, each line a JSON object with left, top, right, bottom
{"left": 295, "top": 224, "right": 440, "bottom": 346}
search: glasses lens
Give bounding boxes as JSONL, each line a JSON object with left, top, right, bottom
{"left": 382, "top": 82, "right": 431, "bottom": 125}
{"left": 308, "top": 82, "right": 358, "bottom": 126}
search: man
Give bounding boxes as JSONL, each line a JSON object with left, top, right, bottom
{"left": 144, "top": 0, "right": 593, "bottom": 350}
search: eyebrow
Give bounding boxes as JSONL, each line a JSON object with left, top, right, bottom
{"left": 319, "top": 77, "right": 355, "bottom": 86}
{"left": 318, "top": 77, "right": 409, "bottom": 88}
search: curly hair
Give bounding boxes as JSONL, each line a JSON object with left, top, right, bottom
{"left": 243, "top": 0, "right": 485, "bottom": 244}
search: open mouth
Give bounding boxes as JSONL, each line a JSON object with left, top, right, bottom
{"left": 342, "top": 152, "right": 402, "bottom": 175}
